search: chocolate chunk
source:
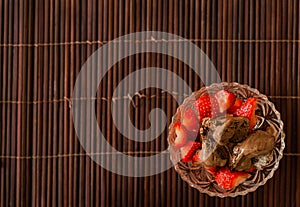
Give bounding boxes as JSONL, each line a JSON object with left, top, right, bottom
{"left": 201, "top": 116, "right": 250, "bottom": 145}
{"left": 198, "top": 137, "right": 228, "bottom": 168}
{"left": 230, "top": 130, "right": 275, "bottom": 170}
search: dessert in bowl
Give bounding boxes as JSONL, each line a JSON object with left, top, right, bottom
{"left": 168, "top": 82, "right": 285, "bottom": 197}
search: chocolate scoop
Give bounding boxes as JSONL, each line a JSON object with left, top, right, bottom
{"left": 199, "top": 138, "right": 228, "bottom": 167}
{"left": 198, "top": 116, "right": 250, "bottom": 168}
{"left": 230, "top": 130, "right": 275, "bottom": 171}
{"left": 231, "top": 157, "right": 252, "bottom": 172}
{"left": 200, "top": 116, "right": 250, "bottom": 145}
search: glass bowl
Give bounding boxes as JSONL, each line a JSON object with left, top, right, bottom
{"left": 167, "top": 82, "right": 285, "bottom": 197}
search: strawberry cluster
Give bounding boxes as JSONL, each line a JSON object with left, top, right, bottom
{"left": 173, "top": 90, "right": 258, "bottom": 190}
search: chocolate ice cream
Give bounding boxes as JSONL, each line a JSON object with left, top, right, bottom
{"left": 198, "top": 116, "right": 250, "bottom": 168}
{"left": 198, "top": 116, "right": 275, "bottom": 171}
{"left": 230, "top": 130, "right": 275, "bottom": 171}
{"left": 200, "top": 116, "right": 250, "bottom": 145}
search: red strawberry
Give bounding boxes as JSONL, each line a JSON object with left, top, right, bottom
{"left": 246, "top": 166, "right": 256, "bottom": 173}
{"left": 249, "top": 115, "right": 258, "bottom": 130}
{"left": 173, "top": 123, "right": 188, "bottom": 149}
{"left": 210, "top": 96, "right": 221, "bottom": 117}
{"left": 194, "top": 94, "right": 212, "bottom": 121}
{"left": 182, "top": 109, "right": 199, "bottom": 132}
{"left": 194, "top": 94, "right": 220, "bottom": 121}
{"left": 181, "top": 141, "right": 202, "bottom": 162}
{"left": 205, "top": 167, "right": 217, "bottom": 176}
{"left": 214, "top": 90, "right": 236, "bottom": 113}
{"left": 227, "top": 98, "right": 243, "bottom": 113}
{"left": 234, "top": 97, "right": 257, "bottom": 129}
{"left": 192, "top": 149, "right": 202, "bottom": 163}
{"left": 214, "top": 167, "right": 251, "bottom": 190}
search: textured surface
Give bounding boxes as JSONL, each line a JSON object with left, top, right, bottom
{"left": 0, "top": 0, "right": 300, "bottom": 206}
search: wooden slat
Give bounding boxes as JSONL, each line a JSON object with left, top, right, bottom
{"left": 0, "top": 0, "right": 299, "bottom": 206}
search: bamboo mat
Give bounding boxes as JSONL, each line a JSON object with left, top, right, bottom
{"left": 0, "top": 0, "right": 300, "bottom": 206}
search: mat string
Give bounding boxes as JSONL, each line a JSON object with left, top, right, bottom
{"left": 0, "top": 38, "right": 300, "bottom": 47}
{"left": 0, "top": 94, "right": 299, "bottom": 106}
{"left": 0, "top": 152, "right": 299, "bottom": 159}
{"left": 1, "top": 92, "right": 298, "bottom": 159}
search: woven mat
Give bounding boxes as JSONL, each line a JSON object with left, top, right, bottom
{"left": 0, "top": 0, "right": 299, "bottom": 206}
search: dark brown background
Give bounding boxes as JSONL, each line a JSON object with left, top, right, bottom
{"left": 0, "top": 0, "right": 300, "bottom": 206}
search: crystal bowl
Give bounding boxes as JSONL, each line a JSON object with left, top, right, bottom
{"left": 167, "top": 82, "right": 285, "bottom": 197}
